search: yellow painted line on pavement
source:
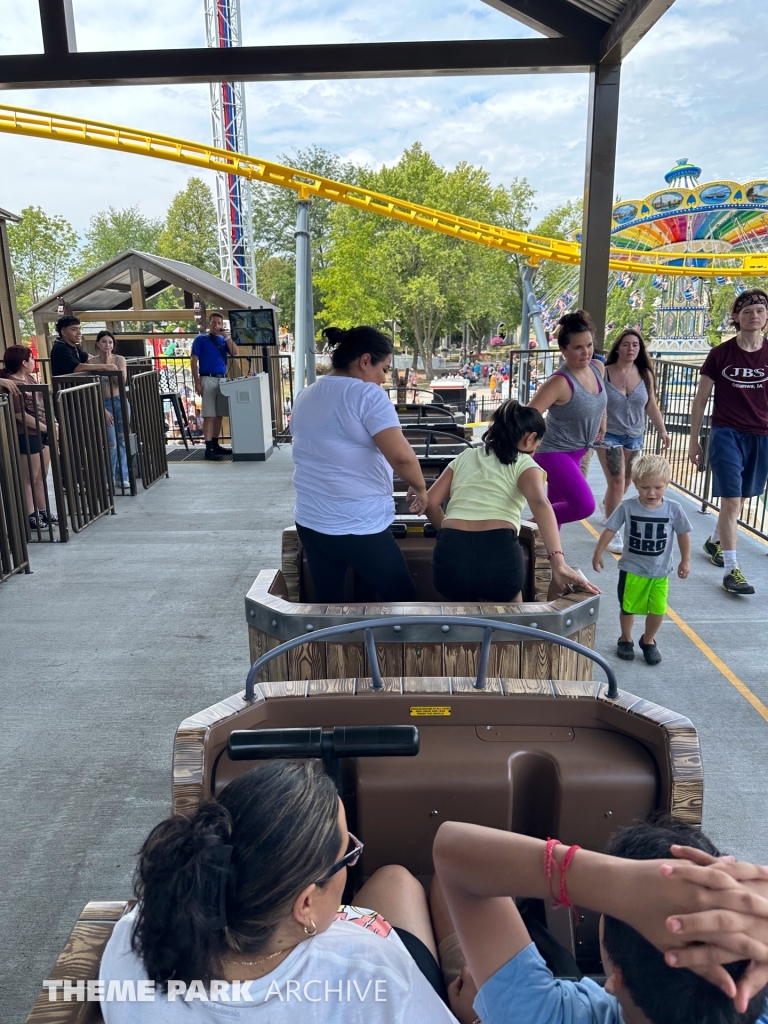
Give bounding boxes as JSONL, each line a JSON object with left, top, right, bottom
{"left": 580, "top": 518, "right": 768, "bottom": 724}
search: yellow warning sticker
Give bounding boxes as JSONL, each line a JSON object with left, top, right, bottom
{"left": 409, "top": 706, "right": 451, "bottom": 717}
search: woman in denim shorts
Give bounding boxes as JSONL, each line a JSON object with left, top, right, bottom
{"left": 597, "top": 330, "right": 669, "bottom": 551}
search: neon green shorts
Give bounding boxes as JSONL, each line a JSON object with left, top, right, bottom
{"left": 618, "top": 570, "right": 668, "bottom": 616}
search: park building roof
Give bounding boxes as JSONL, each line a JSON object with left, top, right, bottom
{"left": 29, "top": 249, "right": 278, "bottom": 319}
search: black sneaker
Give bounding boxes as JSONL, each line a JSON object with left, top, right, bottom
{"left": 702, "top": 537, "right": 724, "bottom": 567}
{"left": 639, "top": 637, "right": 662, "bottom": 665}
{"left": 37, "top": 509, "right": 59, "bottom": 526}
{"left": 204, "top": 448, "right": 225, "bottom": 462}
{"left": 722, "top": 568, "right": 755, "bottom": 595}
{"left": 213, "top": 441, "right": 232, "bottom": 455}
{"left": 28, "top": 513, "right": 40, "bottom": 530}
{"left": 617, "top": 639, "right": 635, "bottom": 660}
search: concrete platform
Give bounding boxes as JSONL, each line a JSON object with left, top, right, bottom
{"left": 1, "top": 446, "right": 767, "bottom": 1022}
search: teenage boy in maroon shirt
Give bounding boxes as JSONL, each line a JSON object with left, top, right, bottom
{"left": 689, "top": 289, "right": 768, "bottom": 595}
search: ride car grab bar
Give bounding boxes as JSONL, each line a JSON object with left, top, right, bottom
{"left": 245, "top": 615, "right": 619, "bottom": 701}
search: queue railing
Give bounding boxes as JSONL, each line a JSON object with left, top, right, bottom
{"left": 0, "top": 393, "right": 31, "bottom": 579}
{"left": 645, "top": 357, "right": 768, "bottom": 542}
{"left": 14, "top": 381, "right": 68, "bottom": 542}
{"left": 89, "top": 368, "right": 137, "bottom": 496}
{"left": 53, "top": 377, "right": 115, "bottom": 533}
{"left": 129, "top": 369, "right": 169, "bottom": 489}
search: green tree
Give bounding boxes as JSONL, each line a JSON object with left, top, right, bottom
{"left": 78, "top": 205, "right": 162, "bottom": 274}
{"left": 7, "top": 206, "right": 79, "bottom": 334}
{"left": 158, "top": 177, "right": 219, "bottom": 274}
{"left": 319, "top": 144, "right": 531, "bottom": 376}
{"left": 256, "top": 255, "right": 296, "bottom": 329}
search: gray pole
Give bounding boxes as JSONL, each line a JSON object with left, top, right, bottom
{"left": 518, "top": 268, "right": 530, "bottom": 405}
{"left": 578, "top": 62, "right": 621, "bottom": 350}
{"left": 293, "top": 198, "right": 311, "bottom": 394}
{"left": 305, "top": 223, "right": 316, "bottom": 385}
{"left": 521, "top": 264, "right": 548, "bottom": 351}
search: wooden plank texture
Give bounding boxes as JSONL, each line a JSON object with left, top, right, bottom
{"left": 281, "top": 527, "right": 301, "bottom": 602}
{"left": 287, "top": 642, "right": 327, "bottom": 681}
{"left": 403, "top": 643, "right": 444, "bottom": 676}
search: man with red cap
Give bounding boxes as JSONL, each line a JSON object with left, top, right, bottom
{"left": 689, "top": 289, "right": 768, "bottom": 594}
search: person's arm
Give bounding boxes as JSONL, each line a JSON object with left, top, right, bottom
{"left": 433, "top": 822, "right": 768, "bottom": 998}
{"left": 0, "top": 377, "right": 19, "bottom": 396}
{"left": 373, "top": 426, "right": 428, "bottom": 506}
{"left": 416, "top": 467, "right": 453, "bottom": 530}
{"left": 688, "top": 374, "right": 714, "bottom": 466}
{"left": 517, "top": 466, "right": 600, "bottom": 594}
{"left": 527, "top": 373, "right": 571, "bottom": 415}
{"left": 225, "top": 336, "right": 239, "bottom": 358}
{"left": 592, "top": 526, "right": 618, "bottom": 572}
{"left": 645, "top": 378, "right": 670, "bottom": 449}
{"left": 677, "top": 531, "right": 691, "bottom": 579}
{"left": 191, "top": 354, "right": 202, "bottom": 397}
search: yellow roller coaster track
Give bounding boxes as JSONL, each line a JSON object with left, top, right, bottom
{"left": 1, "top": 103, "right": 767, "bottom": 280}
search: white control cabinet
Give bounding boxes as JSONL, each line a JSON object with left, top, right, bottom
{"left": 219, "top": 374, "right": 273, "bottom": 461}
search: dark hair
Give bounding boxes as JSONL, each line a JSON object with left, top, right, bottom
{"left": 208, "top": 311, "right": 225, "bottom": 324}
{"left": 323, "top": 326, "right": 393, "bottom": 370}
{"left": 605, "top": 328, "right": 656, "bottom": 392}
{"left": 55, "top": 315, "right": 80, "bottom": 335}
{"left": 1, "top": 344, "right": 34, "bottom": 377}
{"left": 731, "top": 289, "right": 768, "bottom": 327}
{"left": 481, "top": 400, "right": 545, "bottom": 466}
{"left": 131, "top": 760, "right": 340, "bottom": 988}
{"left": 603, "top": 819, "right": 768, "bottom": 1024}
{"left": 556, "top": 309, "right": 595, "bottom": 351}
{"left": 95, "top": 330, "right": 115, "bottom": 347}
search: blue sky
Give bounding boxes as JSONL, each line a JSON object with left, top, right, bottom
{"left": 0, "top": 0, "right": 766, "bottom": 233}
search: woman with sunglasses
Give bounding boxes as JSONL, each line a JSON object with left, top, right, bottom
{"left": 100, "top": 759, "right": 456, "bottom": 1022}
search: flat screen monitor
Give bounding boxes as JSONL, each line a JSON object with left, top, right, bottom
{"left": 228, "top": 308, "right": 277, "bottom": 347}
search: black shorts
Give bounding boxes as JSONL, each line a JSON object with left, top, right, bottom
{"left": 394, "top": 927, "right": 447, "bottom": 1002}
{"left": 17, "top": 433, "right": 47, "bottom": 456}
{"left": 432, "top": 527, "right": 525, "bottom": 602}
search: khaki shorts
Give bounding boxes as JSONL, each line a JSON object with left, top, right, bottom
{"left": 200, "top": 375, "right": 229, "bottom": 418}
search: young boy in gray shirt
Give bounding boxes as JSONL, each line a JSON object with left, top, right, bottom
{"left": 593, "top": 454, "right": 691, "bottom": 664}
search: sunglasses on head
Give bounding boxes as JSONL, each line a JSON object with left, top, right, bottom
{"left": 314, "top": 832, "right": 364, "bottom": 885}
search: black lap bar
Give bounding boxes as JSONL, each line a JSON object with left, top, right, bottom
{"left": 227, "top": 725, "right": 420, "bottom": 761}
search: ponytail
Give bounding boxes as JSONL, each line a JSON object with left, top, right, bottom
{"left": 556, "top": 309, "right": 595, "bottom": 351}
{"left": 482, "top": 399, "right": 545, "bottom": 465}
{"left": 323, "top": 325, "right": 393, "bottom": 370}
{"left": 131, "top": 759, "right": 340, "bottom": 987}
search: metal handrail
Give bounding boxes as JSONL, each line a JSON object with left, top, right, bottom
{"left": 245, "top": 614, "right": 618, "bottom": 701}
{"left": 400, "top": 425, "right": 475, "bottom": 458}
{"left": 385, "top": 387, "right": 445, "bottom": 405}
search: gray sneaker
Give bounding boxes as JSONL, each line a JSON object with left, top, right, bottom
{"left": 722, "top": 568, "right": 755, "bottom": 595}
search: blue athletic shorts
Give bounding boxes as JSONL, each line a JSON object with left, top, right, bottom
{"left": 603, "top": 432, "right": 644, "bottom": 451}
{"left": 708, "top": 426, "right": 768, "bottom": 498}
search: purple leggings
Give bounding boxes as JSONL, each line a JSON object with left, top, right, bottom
{"left": 533, "top": 449, "right": 595, "bottom": 527}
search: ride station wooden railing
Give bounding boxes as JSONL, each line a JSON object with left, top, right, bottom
{"left": 0, "top": 393, "right": 31, "bottom": 581}
{"left": 127, "top": 368, "right": 169, "bottom": 489}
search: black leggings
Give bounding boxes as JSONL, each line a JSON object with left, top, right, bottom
{"left": 295, "top": 523, "right": 416, "bottom": 603}
{"left": 432, "top": 528, "right": 525, "bottom": 602}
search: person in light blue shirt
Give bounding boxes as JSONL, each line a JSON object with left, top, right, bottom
{"left": 433, "top": 819, "right": 768, "bottom": 1024}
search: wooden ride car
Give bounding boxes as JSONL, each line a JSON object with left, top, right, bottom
{"left": 26, "top": 622, "right": 703, "bottom": 1020}
{"left": 246, "top": 523, "right": 599, "bottom": 685}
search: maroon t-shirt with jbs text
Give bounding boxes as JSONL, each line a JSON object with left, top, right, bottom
{"left": 700, "top": 336, "right": 768, "bottom": 435}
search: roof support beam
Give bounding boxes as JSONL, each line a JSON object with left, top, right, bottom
{"left": 0, "top": 37, "right": 598, "bottom": 90}
{"left": 599, "top": 0, "right": 677, "bottom": 62}
{"left": 38, "top": 0, "right": 77, "bottom": 55}
{"left": 479, "top": 0, "right": 606, "bottom": 42}
{"left": 578, "top": 62, "right": 621, "bottom": 347}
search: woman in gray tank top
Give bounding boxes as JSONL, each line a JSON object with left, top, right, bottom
{"left": 597, "top": 329, "right": 669, "bottom": 551}
{"left": 528, "top": 310, "right": 606, "bottom": 528}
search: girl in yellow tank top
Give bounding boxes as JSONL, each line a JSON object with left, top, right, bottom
{"left": 409, "top": 401, "right": 600, "bottom": 602}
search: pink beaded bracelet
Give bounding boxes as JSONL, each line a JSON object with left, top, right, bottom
{"left": 546, "top": 550, "right": 565, "bottom": 560}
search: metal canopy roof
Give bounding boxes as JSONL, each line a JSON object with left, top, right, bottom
{"left": 0, "top": 0, "right": 676, "bottom": 87}
{"left": 29, "top": 250, "right": 277, "bottom": 317}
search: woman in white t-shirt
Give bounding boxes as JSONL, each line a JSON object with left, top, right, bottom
{"left": 100, "top": 759, "right": 456, "bottom": 1023}
{"left": 290, "top": 326, "right": 428, "bottom": 603}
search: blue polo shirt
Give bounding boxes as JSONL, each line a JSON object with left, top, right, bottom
{"left": 191, "top": 333, "right": 228, "bottom": 375}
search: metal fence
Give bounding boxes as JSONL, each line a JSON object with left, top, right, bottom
{"left": 644, "top": 358, "right": 768, "bottom": 541}
{"left": 126, "top": 353, "right": 294, "bottom": 442}
{"left": 54, "top": 378, "right": 116, "bottom": 533}
{"left": 0, "top": 394, "right": 31, "bottom": 580}
{"left": 129, "top": 369, "right": 169, "bottom": 488}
